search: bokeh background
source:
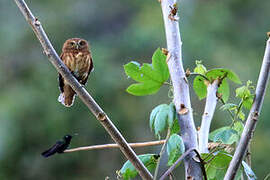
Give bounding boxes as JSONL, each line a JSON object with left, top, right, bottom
{"left": 0, "top": 0, "right": 270, "bottom": 179}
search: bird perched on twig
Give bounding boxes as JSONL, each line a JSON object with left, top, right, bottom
{"left": 58, "top": 38, "right": 93, "bottom": 107}
{"left": 41, "top": 135, "right": 72, "bottom": 158}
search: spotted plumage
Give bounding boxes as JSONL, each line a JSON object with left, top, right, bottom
{"left": 58, "top": 38, "right": 93, "bottom": 107}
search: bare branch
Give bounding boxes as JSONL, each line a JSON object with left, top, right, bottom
{"left": 64, "top": 140, "right": 165, "bottom": 153}
{"left": 224, "top": 38, "right": 270, "bottom": 179}
{"left": 160, "top": 0, "right": 202, "bottom": 178}
{"left": 159, "top": 149, "right": 207, "bottom": 180}
{"left": 198, "top": 79, "right": 219, "bottom": 153}
{"left": 14, "top": 0, "right": 153, "bottom": 179}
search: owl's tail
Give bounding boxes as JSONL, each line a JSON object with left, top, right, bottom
{"left": 58, "top": 85, "right": 76, "bottom": 107}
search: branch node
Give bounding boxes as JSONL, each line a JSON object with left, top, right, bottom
{"left": 162, "top": 48, "right": 169, "bottom": 55}
{"left": 166, "top": 52, "right": 171, "bottom": 63}
{"left": 252, "top": 111, "right": 259, "bottom": 121}
{"left": 168, "top": 3, "right": 179, "bottom": 21}
{"left": 216, "top": 92, "right": 222, "bottom": 99}
{"left": 34, "top": 17, "right": 41, "bottom": 26}
{"left": 179, "top": 104, "right": 189, "bottom": 115}
{"left": 97, "top": 112, "right": 106, "bottom": 121}
{"left": 185, "top": 68, "right": 191, "bottom": 77}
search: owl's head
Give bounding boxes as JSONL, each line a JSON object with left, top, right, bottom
{"left": 62, "top": 38, "right": 89, "bottom": 52}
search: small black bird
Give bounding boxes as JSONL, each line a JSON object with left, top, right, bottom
{"left": 41, "top": 135, "right": 72, "bottom": 158}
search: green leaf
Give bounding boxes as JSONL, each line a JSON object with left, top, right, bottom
{"left": 150, "top": 104, "right": 167, "bottom": 131}
{"left": 209, "top": 127, "right": 238, "bottom": 144}
{"left": 237, "top": 110, "right": 245, "bottom": 121}
{"left": 243, "top": 96, "right": 254, "bottom": 110}
{"left": 206, "top": 69, "right": 241, "bottom": 84}
{"left": 168, "top": 103, "right": 176, "bottom": 128}
{"left": 220, "top": 103, "right": 237, "bottom": 111}
{"left": 236, "top": 86, "right": 251, "bottom": 99}
{"left": 149, "top": 104, "right": 175, "bottom": 139}
{"left": 154, "top": 106, "right": 169, "bottom": 139}
{"left": 119, "top": 154, "right": 159, "bottom": 180}
{"left": 193, "top": 76, "right": 207, "bottom": 100}
{"left": 242, "top": 161, "right": 257, "bottom": 180}
{"left": 126, "top": 82, "right": 161, "bottom": 96}
{"left": 170, "top": 118, "right": 180, "bottom": 135}
{"left": 232, "top": 121, "right": 244, "bottom": 142}
{"left": 140, "top": 63, "right": 163, "bottom": 83}
{"left": 124, "top": 61, "right": 146, "bottom": 83}
{"left": 218, "top": 79, "right": 230, "bottom": 102}
{"left": 203, "top": 152, "right": 243, "bottom": 180}
{"left": 194, "top": 60, "right": 207, "bottom": 75}
{"left": 233, "top": 121, "right": 244, "bottom": 134}
{"left": 167, "top": 134, "right": 185, "bottom": 166}
{"left": 152, "top": 48, "right": 169, "bottom": 82}
{"left": 124, "top": 48, "right": 170, "bottom": 96}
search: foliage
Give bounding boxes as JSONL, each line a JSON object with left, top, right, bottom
{"left": 118, "top": 154, "right": 159, "bottom": 180}
{"left": 167, "top": 134, "right": 185, "bottom": 166}
{"left": 202, "top": 152, "right": 243, "bottom": 180}
{"left": 193, "top": 61, "right": 241, "bottom": 102}
{"left": 124, "top": 48, "right": 169, "bottom": 96}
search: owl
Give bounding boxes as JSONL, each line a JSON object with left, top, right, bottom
{"left": 58, "top": 38, "right": 93, "bottom": 107}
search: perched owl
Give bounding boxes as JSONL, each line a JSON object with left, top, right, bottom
{"left": 58, "top": 38, "right": 93, "bottom": 107}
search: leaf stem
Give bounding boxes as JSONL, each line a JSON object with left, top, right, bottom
{"left": 153, "top": 129, "right": 170, "bottom": 180}
{"left": 189, "top": 73, "right": 209, "bottom": 81}
{"left": 219, "top": 98, "right": 235, "bottom": 121}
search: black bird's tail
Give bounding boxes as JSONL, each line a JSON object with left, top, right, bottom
{"left": 41, "top": 148, "right": 57, "bottom": 158}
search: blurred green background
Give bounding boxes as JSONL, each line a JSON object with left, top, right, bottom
{"left": 0, "top": 0, "right": 270, "bottom": 179}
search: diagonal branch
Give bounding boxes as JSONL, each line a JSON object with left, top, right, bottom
{"left": 160, "top": 0, "right": 202, "bottom": 179}
{"left": 159, "top": 148, "right": 207, "bottom": 180}
{"left": 64, "top": 140, "right": 165, "bottom": 153}
{"left": 224, "top": 37, "right": 270, "bottom": 179}
{"left": 198, "top": 79, "right": 219, "bottom": 153}
{"left": 14, "top": 0, "right": 153, "bottom": 179}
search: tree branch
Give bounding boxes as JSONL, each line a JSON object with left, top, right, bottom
{"left": 64, "top": 140, "right": 166, "bottom": 153}
{"left": 14, "top": 0, "right": 153, "bottom": 179}
{"left": 198, "top": 79, "right": 219, "bottom": 153}
{"left": 160, "top": 0, "right": 202, "bottom": 179}
{"left": 159, "top": 148, "right": 207, "bottom": 180}
{"left": 224, "top": 37, "right": 270, "bottom": 179}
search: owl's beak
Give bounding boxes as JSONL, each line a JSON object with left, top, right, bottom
{"left": 75, "top": 43, "right": 79, "bottom": 50}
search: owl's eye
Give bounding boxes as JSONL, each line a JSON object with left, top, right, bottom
{"left": 79, "top": 41, "right": 86, "bottom": 46}
{"left": 70, "top": 42, "right": 75, "bottom": 46}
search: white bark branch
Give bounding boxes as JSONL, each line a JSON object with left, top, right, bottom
{"left": 199, "top": 80, "right": 219, "bottom": 153}
{"left": 14, "top": 0, "right": 153, "bottom": 179}
{"left": 224, "top": 38, "right": 270, "bottom": 179}
{"left": 160, "top": 0, "right": 202, "bottom": 179}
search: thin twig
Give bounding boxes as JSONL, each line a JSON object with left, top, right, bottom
{"left": 160, "top": 0, "right": 201, "bottom": 178}
{"left": 64, "top": 140, "right": 166, "bottom": 153}
{"left": 224, "top": 38, "right": 270, "bottom": 179}
{"left": 189, "top": 73, "right": 209, "bottom": 81}
{"left": 153, "top": 130, "right": 170, "bottom": 180}
{"left": 159, "top": 149, "right": 207, "bottom": 180}
{"left": 14, "top": 0, "right": 153, "bottom": 179}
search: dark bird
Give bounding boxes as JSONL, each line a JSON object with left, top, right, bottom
{"left": 41, "top": 135, "right": 72, "bottom": 158}
{"left": 58, "top": 38, "right": 93, "bottom": 107}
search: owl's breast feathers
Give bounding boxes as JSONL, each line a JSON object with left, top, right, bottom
{"left": 62, "top": 51, "right": 92, "bottom": 80}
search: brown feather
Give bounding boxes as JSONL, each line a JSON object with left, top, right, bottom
{"left": 58, "top": 38, "right": 93, "bottom": 107}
